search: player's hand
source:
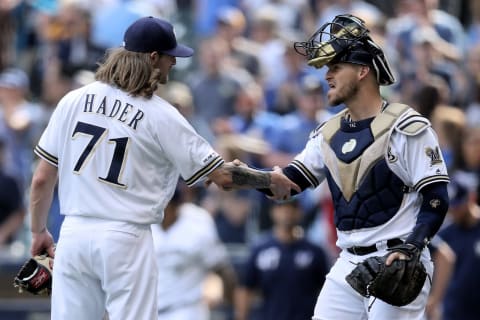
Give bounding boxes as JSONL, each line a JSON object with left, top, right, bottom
{"left": 386, "top": 243, "right": 420, "bottom": 266}
{"left": 204, "top": 159, "right": 247, "bottom": 189}
{"left": 219, "top": 159, "right": 247, "bottom": 191}
{"left": 268, "top": 166, "right": 300, "bottom": 201}
{"left": 385, "top": 251, "right": 409, "bottom": 266}
{"left": 31, "top": 229, "right": 55, "bottom": 258}
{"left": 231, "top": 159, "right": 246, "bottom": 167}
{"left": 204, "top": 177, "right": 213, "bottom": 188}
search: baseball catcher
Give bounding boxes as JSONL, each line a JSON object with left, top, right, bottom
{"left": 283, "top": 13, "right": 451, "bottom": 320}
{"left": 346, "top": 244, "right": 428, "bottom": 307}
{"left": 13, "top": 253, "right": 53, "bottom": 295}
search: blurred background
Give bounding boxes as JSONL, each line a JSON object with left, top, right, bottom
{"left": 0, "top": 0, "right": 479, "bottom": 319}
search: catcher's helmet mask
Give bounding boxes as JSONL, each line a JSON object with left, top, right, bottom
{"left": 294, "top": 14, "right": 395, "bottom": 86}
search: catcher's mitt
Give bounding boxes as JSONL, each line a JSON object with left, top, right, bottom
{"left": 13, "top": 253, "right": 53, "bottom": 295}
{"left": 345, "top": 244, "right": 428, "bottom": 307}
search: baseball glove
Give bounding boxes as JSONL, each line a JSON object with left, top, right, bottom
{"left": 345, "top": 244, "right": 428, "bottom": 307}
{"left": 13, "top": 253, "right": 53, "bottom": 296}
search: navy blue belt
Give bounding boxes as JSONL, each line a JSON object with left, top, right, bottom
{"left": 347, "top": 238, "right": 403, "bottom": 255}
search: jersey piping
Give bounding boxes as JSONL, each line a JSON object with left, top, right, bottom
{"left": 185, "top": 156, "right": 224, "bottom": 187}
{"left": 35, "top": 145, "right": 59, "bottom": 167}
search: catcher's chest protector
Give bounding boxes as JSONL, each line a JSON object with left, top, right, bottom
{"left": 319, "top": 103, "right": 413, "bottom": 231}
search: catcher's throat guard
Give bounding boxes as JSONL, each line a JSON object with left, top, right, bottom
{"left": 294, "top": 14, "right": 395, "bottom": 86}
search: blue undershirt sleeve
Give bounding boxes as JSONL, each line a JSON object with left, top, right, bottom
{"left": 406, "top": 182, "right": 449, "bottom": 249}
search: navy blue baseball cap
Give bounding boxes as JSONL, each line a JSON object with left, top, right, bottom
{"left": 123, "top": 16, "right": 194, "bottom": 57}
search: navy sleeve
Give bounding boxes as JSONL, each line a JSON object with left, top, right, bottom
{"left": 406, "top": 182, "right": 449, "bottom": 249}
{"left": 312, "top": 245, "right": 329, "bottom": 289}
{"left": 240, "top": 246, "right": 260, "bottom": 289}
{"left": 282, "top": 165, "right": 312, "bottom": 192}
{"left": 0, "top": 174, "right": 23, "bottom": 215}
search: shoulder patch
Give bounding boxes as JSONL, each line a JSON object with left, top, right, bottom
{"left": 395, "top": 111, "right": 431, "bottom": 136}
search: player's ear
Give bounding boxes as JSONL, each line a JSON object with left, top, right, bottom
{"left": 358, "top": 65, "right": 370, "bottom": 80}
{"left": 150, "top": 51, "right": 160, "bottom": 63}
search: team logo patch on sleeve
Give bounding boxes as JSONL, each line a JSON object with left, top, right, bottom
{"left": 387, "top": 146, "right": 398, "bottom": 163}
{"left": 430, "top": 199, "right": 441, "bottom": 208}
{"left": 202, "top": 152, "right": 216, "bottom": 164}
{"left": 425, "top": 146, "right": 442, "bottom": 166}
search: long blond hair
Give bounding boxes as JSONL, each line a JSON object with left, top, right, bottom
{"left": 95, "top": 47, "right": 160, "bottom": 98}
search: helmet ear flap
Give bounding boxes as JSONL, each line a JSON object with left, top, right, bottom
{"left": 363, "top": 38, "right": 395, "bottom": 85}
{"left": 372, "top": 52, "right": 396, "bottom": 86}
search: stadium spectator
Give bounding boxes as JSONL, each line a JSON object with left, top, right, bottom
{"left": 263, "top": 75, "right": 330, "bottom": 168}
{"left": 272, "top": 37, "right": 315, "bottom": 116}
{"left": 159, "top": 81, "right": 216, "bottom": 144}
{"left": 234, "top": 199, "right": 329, "bottom": 320}
{"left": 53, "top": 3, "right": 105, "bottom": 75}
{"left": 464, "top": 44, "right": 480, "bottom": 126}
{"left": 152, "top": 182, "right": 237, "bottom": 320}
{"left": 0, "top": 138, "right": 25, "bottom": 246}
{"left": 0, "top": 67, "right": 47, "bottom": 187}
{"left": 0, "top": 1, "right": 15, "bottom": 70}
{"left": 214, "top": 6, "right": 261, "bottom": 78}
{"left": 386, "top": 0, "right": 466, "bottom": 63}
{"left": 187, "top": 37, "right": 241, "bottom": 128}
{"left": 0, "top": 2, "right": 480, "bottom": 319}
{"left": 211, "top": 80, "right": 279, "bottom": 196}
{"left": 427, "top": 177, "right": 480, "bottom": 320}
{"left": 451, "top": 126, "right": 480, "bottom": 201}
{"left": 248, "top": 6, "right": 288, "bottom": 110}
{"left": 466, "top": 0, "right": 480, "bottom": 49}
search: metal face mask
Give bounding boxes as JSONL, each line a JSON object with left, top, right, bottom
{"left": 294, "top": 14, "right": 395, "bottom": 86}
{"left": 294, "top": 14, "right": 369, "bottom": 69}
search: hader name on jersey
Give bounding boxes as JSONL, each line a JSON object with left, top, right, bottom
{"left": 83, "top": 94, "right": 145, "bottom": 130}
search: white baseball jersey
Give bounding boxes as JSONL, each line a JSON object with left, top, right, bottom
{"left": 289, "top": 105, "right": 449, "bottom": 249}
{"left": 35, "top": 81, "right": 223, "bottom": 224}
{"left": 151, "top": 203, "right": 229, "bottom": 315}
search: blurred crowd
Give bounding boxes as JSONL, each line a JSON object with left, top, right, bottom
{"left": 0, "top": 0, "right": 479, "bottom": 319}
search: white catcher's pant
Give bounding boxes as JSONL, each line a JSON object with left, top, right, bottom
{"left": 312, "top": 247, "right": 434, "bottom": 320}
{"left": 157, "top": 301, "right": 209, "bottom": 320}
{"left": 51, "top": 216, "right": 158, "bottom": 320}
